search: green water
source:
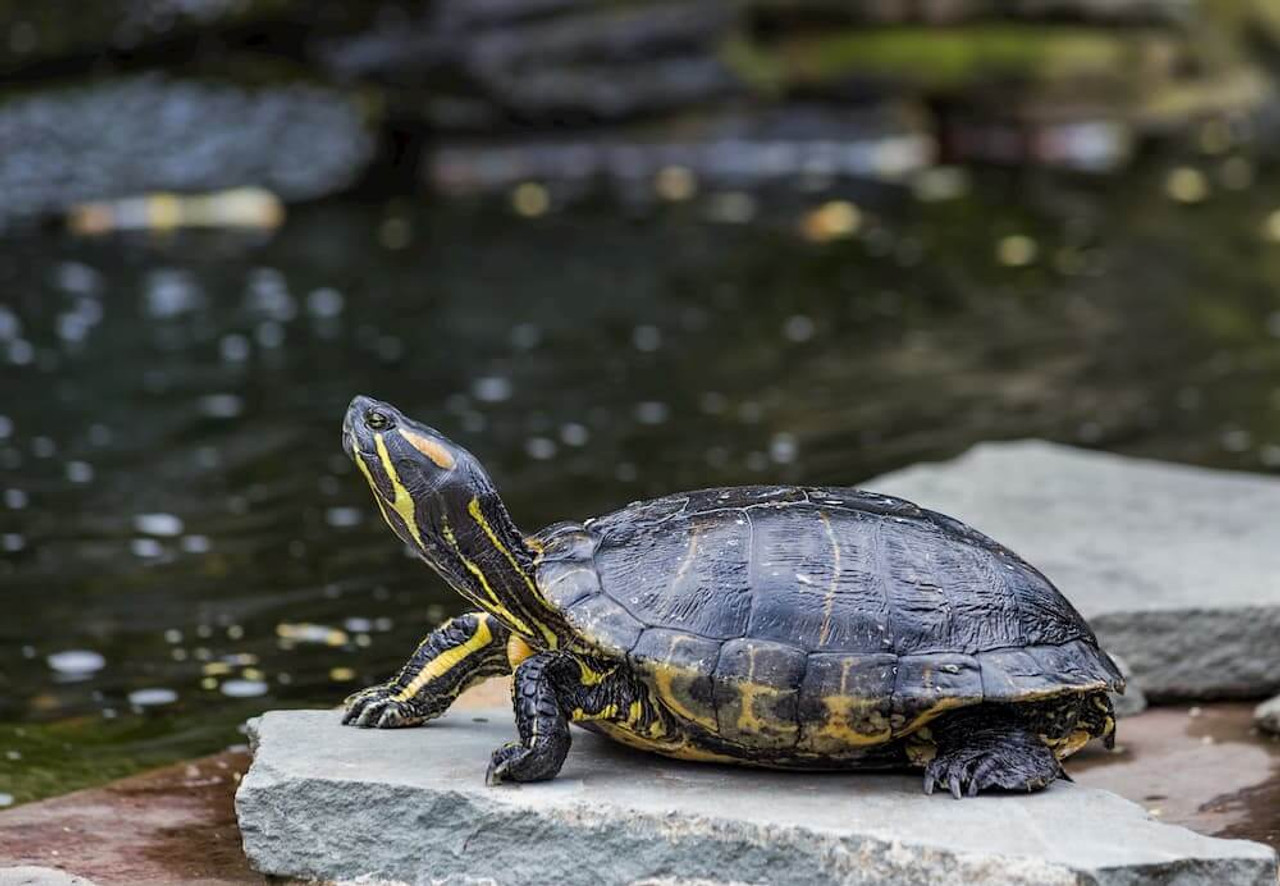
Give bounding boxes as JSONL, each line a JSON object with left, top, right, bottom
{"left": 3, "top": 162, "right": 1280, "bottom": 804}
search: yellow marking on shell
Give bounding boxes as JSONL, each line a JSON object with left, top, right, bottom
{"left": 734, "top": 646, "right": 796, "bottom": 739}
{"left": 394, "top": 617, "right": 494, "bottom": 702}
{"left": 627, "top": 700, "right": 643, "bottom": 726}
{"left": 467, "top": 497, "right": 559, "bottom": 647}
{"left": 816, "top": 511, "right": 841, "bottom": 646}
{"left": 399, "top": 428, "right": 455, "bottom": 469}
{"left": 648, "top": 637, "right": 718, "bottom": 731}
{"left": 815, "top": 699, "right": 891, "bottom": 746}
{"left": 1044, "top": 729, "right": 1094, "bottom": 760}
{"left": 806, "top": 659, "right": 891, "bottom": 748}
{"left": 890, "top": 695, "right": 972, "bottom": 736}
{"left": 506, "top": 634, "right": 536, "bottom": 669}
{"left": 587, "top": 721, "right": 736, "bottom": 761}
{"left": 374, "top": 433, "right": 425, "bottom": 548}
{"left": 443, "top": 522, "right": 535, "bottom": 637}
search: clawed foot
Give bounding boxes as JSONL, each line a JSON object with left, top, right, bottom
{"left": 923, "top": 738, "right": 1065, "bottom": 799}
{"left": 485, "top": 741, "right": 562, "bottom": 786}
{"left": 341, "top": 684, "right": 429, "bottom": 728}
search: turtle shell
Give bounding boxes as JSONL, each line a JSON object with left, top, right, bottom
{"left": 533, "top": 485, "right": 1123, "bottom": 753}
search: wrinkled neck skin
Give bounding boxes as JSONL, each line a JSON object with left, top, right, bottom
{"left": 407, "top": 462, "right": 569, "bottom": 650}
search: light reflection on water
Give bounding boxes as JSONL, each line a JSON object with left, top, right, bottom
{"left": 2, "top": 163, "right": 1280, "bottom": 801}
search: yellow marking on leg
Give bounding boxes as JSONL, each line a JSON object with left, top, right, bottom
{"left": 817, "top": 511, "right": 840, "bottom": 646}
{"left": 467, "top": 497, "right": 559, "bottom": 647}
{"left": 572, "top": 704, "right": 618, "bottom": 722}
{"left": 374, "top": 433, "right": 425, "bottom": 548}
{"left": 577, "top": 659, "right": 615, "bottom": 686}
{"left": 394, "top": 617, "right": 494, "bottom": 702}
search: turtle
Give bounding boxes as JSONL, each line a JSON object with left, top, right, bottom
{"left": 340, "top": 395, "right": 1124, "bottom": 796}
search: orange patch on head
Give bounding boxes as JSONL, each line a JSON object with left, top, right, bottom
{"left": 399, "top": 428, "right": 456, "bottom": 469}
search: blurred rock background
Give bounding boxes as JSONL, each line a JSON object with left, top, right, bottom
{"left": 3, "top": 0, "right": 1280, "bottom": 225}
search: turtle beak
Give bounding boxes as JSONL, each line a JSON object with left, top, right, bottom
{"left": 343, "top": 394, "right": 385, "bottom": 459}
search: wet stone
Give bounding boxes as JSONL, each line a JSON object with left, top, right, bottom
{"left": 869, "top": 441, "right": 1280, "bottom": 701}
{"left": 236, "top": 708, "right": 1277, "bottom": 886}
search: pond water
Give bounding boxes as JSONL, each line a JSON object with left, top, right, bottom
{"left": 3, "top": 161, "right": 1280, "bottom": 803}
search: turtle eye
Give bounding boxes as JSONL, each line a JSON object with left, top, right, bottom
{"left": 365, "top": 410, "right": 390, "bottom": 431}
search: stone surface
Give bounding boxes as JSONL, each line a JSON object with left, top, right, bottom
{"left": 1258, "top": 696, "right": 1280, "bottom": 736}
{"left": 0, "top": 75, "right": 374, "bottom": 225}
{"left": 236, "top": 708, "right": 1277, "bottom": 886}
{"left": 0, "top": 869, "right": 99, "bottom": 886}
{"left": 868, "top": 441, "right": 1280, "bottom": 701}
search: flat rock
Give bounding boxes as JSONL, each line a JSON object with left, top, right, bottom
{"left": 868, "top": 441, "right": 1280, "bottom": 700}
{"left": 0, "top": 868, "right": 98, "bottom": 886}
{"left": 1257, "top": 696, "right": 1280, "bottom": 736}
{"left": 236, "top": 709, "right": 1277, "bottom": 886}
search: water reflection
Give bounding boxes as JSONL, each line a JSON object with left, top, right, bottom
{"left": 2, "top": 163, "right": 1280, "bottom": 801}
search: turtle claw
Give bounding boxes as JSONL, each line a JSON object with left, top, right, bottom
{"left": 341, "top": 683, "right": 426, "bottom": 729}
{"left": 486, "top": 740, "right": 562, "bottom": 786}
{"left": 923, "top": 731, "right": 1063, "bottom": 798}
{"left": 486, "top": 742, "right": 521, "bottom": 786}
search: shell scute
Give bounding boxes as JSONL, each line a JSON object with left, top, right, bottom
{"left": 797, "top": 652, "right": 897, "bottom": 752}
{"left": 714, "top": 638, "right": 807, "bottom": 749}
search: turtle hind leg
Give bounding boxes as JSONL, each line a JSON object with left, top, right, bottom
{"left": 923, "top": 707, "right": 1065, "bottom": 799}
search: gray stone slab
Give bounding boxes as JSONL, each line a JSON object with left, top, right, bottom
{"left": 868, "top": 441, "right": 1280, "bottom": 700}
{"left": 236, "top": 709, "right": 1278, "bottom": 886}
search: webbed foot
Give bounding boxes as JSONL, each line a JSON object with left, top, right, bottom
{"left": 341, "top": 684, "right": 431, "bottom": 728}
{"left": 923, "top": 719, "right": 1064, "bottom": 798}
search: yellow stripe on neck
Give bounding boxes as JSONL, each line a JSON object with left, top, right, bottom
{"left": 374, "top": 432, "right": 425, "bottom": 548}
{"left": 467, "top": 496, "right": 559, "bottom": 647}
{"left": 442, "top": 522, "right": 536, "bottom": 638}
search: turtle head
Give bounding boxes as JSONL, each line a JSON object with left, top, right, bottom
{"left": 342, "top": 395, "right": 562, "bottom": 645}
{"left": 344, "top": 394, "right": 464, "bottom": 498}
{"left": 343, "top": 395, "right": 474, "bottom": 558}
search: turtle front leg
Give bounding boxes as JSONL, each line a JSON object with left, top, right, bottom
{"left": 923, "top": 706, "right": 1066, "bottom": 799}
{"left": 343, "top": 612, "right": 511, "bottom": 728}
{"left": 486, "top": 652, "right": 673, "bottom": 785}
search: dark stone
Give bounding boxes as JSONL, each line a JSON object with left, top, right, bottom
{"left": 0, "top": 74, "right": 374, "bottom": 225}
